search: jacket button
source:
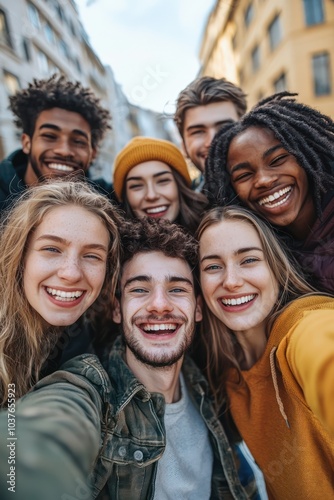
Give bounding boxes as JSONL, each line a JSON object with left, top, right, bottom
{"left": 133, "top": 450, "right": 143, "bottom": 461}
{"left": 118, "top": 446, "right": 126, "bottom": 457}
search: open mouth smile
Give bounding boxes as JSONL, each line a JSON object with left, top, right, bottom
{"left": 45, "top": 287, "right": 84, "bottom": 302}
{"left": 258, "top": 186, "right": 292, "bottom": 208}
{"left": 140, "top": 323, "right": 178, "bottom": 335}
{"left": 221, "top": 294, "right": 255, "bottom": 306}
{"left": 144, "top": 206, "right": 169, "bottom": 216}
{"left": 47, "top": 163, "right": 76, "bottom": 172}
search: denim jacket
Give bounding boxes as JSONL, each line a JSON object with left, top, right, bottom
{"left": 1, "top": 337, "right": 257, "bottom": 499}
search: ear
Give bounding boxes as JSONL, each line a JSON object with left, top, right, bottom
{"left": 22, "top": 133, "right": 31, "bottom": 154}
{"left": 112, "top": 298, "right": 122, "bottom": 324}
{"left": 195, "top": 294, "right": 203, "bottom": 322}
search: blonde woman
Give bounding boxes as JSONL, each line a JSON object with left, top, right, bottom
{"left": 197, "top": 205, "right": 334, "bottom": 498}
{"left": 0, "top": 180, "right": 121, "bottom": 405}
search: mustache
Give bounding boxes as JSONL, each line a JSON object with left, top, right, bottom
{"left": 132, "top": 313, "right": 187, "bottom": 324}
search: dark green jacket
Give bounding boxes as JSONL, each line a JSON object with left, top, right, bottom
{"left": 0, "top": 149, "right": 117, "bottom": 212}
{"left": 0, "top": 338, "right": 258, "bottom": 499}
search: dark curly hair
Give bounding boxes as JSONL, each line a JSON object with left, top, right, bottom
{"left": 204, "top": 92, "right": 334, "bottom": 215}
{"left": 118, "top": 217, "right": 199, "bottom": 293}
{"left": 9, "top": 74, "right": 111, "bottom": 149}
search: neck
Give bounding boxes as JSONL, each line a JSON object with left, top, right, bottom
{"left": 235, "top": 327, "right": 268, "bottom": 370}
{"left": 23, "top": 162, "right": 38, "bottom": 187}
{"left": 125, "top": 348, "right": 183, "bottom": 403}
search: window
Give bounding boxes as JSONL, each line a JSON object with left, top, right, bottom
{"left": 268, "top": 14, "right": 282, "bottom": 51}
{"left": 28, "top": 3, "right": 40, "bottom": 29}
{"left": 244, "top": 3, "right": 254, "bottom": 27}
{"left": 44, "top": 22, "right": 55, "bottom": 44}
{"left": 274, "top": 72, "right": 287, "bottom": 93}
{"left": 303, "top": 0, "right": 324, "bottom": 26}
{"left": 37, "top": 49, "right": 48, "bottom": 74}
{"left": 22, "top": 38, "right": 31, "bottom": 61}
{"left": 251, "top": 45, "right": 260, "bottom": 73}
{"left": 4, "top": 71, "right": 20, "bottom": 95}
{"left": 59, "top": 40, "right": 70, "bottom": 59}
{"left": 0, "top": 9, "right": 12, "bottom": 47}
{"left": 312, "top": 52, "right": 331, "bottom": 95}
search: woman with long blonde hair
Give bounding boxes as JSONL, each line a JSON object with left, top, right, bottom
{"left": 197, "top": 205, "right": 334, "bottom": 498}
{"left": 0, "top": 179, "right": 122, "bottom": 405}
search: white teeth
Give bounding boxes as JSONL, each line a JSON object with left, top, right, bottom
{"left": 258, "top": 187, "right": 292, "bottom": 207}
{"left": 221, "top": 294, "right": 255, "bottom": 306}
{"left": 142, "top": 323, "right": 177, "bottom": 332}
{"left": 48, "top": 163, "right": 74, "bottom": 172}
{"left": 145, "top": 206, "right": 168, "bottom": 214}
{"left": 46, "top": 287, "right": 83, "bottom": 301}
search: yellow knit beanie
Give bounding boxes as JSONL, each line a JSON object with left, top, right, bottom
{"left": 113, "top": 136, "right": 191, "bottom": 201}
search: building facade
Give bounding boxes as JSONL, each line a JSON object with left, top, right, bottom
{"left": 199, "top": 0, "right": 334, "bottom": 117}
{"left": 0, "top": 0, "right": 175, "bottom": 181}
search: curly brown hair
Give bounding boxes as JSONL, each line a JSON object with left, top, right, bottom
{"left": 9, "top": 74, "right": 111, "bottom": 149}
{"left": 119, "top": 217, "right": 199, "bottom": 287}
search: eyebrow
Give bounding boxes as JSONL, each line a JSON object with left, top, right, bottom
{"left": 200, "top": 247, "right": 263, "bottom": 263}
{"left": 229, "top": 144, "right": 284, "bottom": 174}
{"left": 126, "top": 171, "right": 172, "bottom": 182}
{"left": 35, "top": 234, "right": 107, "bottom": 251}
{"left": 39, "top": 123, "right": 89, "bottom": 140}
{"left": 123, "top": 274, "right": 194, "bottom": 288}
{"left": 186, "top": 119, "right": 235, "bottom": 132}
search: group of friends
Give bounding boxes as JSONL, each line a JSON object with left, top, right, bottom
{"left": 0, "top": 73, "right": 333, "bottom": 499}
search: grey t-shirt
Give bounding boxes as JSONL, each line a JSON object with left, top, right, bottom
{"left": 153, "top": 372, "right": 213, "bottom": 499}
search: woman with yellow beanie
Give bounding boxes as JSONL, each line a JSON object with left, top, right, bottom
{"left": 113, "top": 136, "right": 207, "bottom": 233}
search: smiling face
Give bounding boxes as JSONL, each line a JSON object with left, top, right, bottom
{"left": 183, "top": 101, "right": 239, "bottom": 173}
{"left": 199, "top": 219, "right": 278, "bottom": 340}
{"left": 227, "top": 126, "right": 315, "bottom": 237}
{"left": 125, "top": 161, "right": 180, "bottom": 221}
{"left": 112, "top": 251, "right": 202, "bottom": 369}
{"left": 22, "top": 108, "right": 96, "bottom": 186}
{"left": 23, "top": 205, "right": 109, "bottom": 326}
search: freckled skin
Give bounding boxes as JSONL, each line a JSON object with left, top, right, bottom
{"left": 23, "top": 205, "right": 109, "bottom": 326}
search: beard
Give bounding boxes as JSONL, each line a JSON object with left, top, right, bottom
{"left": 121, "top": 314, "right": 195, "bottom": 369}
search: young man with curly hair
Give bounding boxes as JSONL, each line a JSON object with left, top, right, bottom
{"left": 0, "top": 218, "right": 259, "bottom": 500}
{"left": 0, "top": 74, "right": 115, "bottom": 210}
{"left": 174, "top": 76, "right": 247, "bottom": 190}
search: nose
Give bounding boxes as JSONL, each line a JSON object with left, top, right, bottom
{"left": 146, "top": 288, "right": 174, "bottom": 314}
{"left": 204, "top": 129, "right": 216, "bottom": 148}
{"left": 223, "top": 264, "right": 243, "bottom": 291}
{"left": 254, "top": 167, "right": 278, "bottom": 189}
{"left": 53, "top": 138, "right": 75, "bottom": 158}
{"left": 144, "top": 182, "right": 159, "bottom": 201}
{"left": 57, "top": 257, "right": 83, "bottom": 283}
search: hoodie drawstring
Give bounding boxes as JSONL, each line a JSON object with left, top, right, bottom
{"left": 269, "top": 346, "right": 290, "bottom": 429}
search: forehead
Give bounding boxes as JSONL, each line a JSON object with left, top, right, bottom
{"left": 200, "top": 219, "right": 261, "bottom": 254}
{"left": 34, "top": 107, "right": 92, "bottom": 135}
{"left": 121, "top": 251, "right": 194, "bottom": 285}
{"left": 126, "top": 161, "right": 172, "bottom": 180}
{"left": 33, "top": 205, "right": 108, "bottom": 240}
{"left": 230, "top": 126, "right": 278, "bottom": 150}
{"left": 184, "top": 101, "right": 239, "bottom": 130}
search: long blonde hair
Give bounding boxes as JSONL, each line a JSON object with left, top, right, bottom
{"left": 0, "top": 180, "right": 122, "bottom": 404}
{"left": 196, "top": 206, "right": 315, "bottom": 409}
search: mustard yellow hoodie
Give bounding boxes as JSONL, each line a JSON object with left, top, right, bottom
{"left": 226, "top": 295, "right": 334, "bottom": 499}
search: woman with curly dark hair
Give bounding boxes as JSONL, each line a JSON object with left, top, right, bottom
{"left": 204, "top": 92, "right": 334, "bottom": 294}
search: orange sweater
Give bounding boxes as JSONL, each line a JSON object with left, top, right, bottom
{"left": 226, "top": 296, "right": 334, "bottom": 499}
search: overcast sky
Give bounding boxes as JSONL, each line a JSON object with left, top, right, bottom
{"left": 75, "top": 0, "right": 216, "bottom": 113}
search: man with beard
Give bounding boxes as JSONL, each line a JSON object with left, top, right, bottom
{"left": 0, "top": 218, "right": 258, "bottom": 500}
{"left": 0, "top": 74, "right": 115, "bottom": 211}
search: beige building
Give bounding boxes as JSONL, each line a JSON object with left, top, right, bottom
{"left": 199, "top": 0, "right": 334, "bottom": 118}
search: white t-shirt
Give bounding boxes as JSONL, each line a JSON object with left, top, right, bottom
{"left": 153, "top": 372, "right": 213, "bottom": 499}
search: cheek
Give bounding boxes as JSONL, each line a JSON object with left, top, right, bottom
{"left": 126, "top": 190, "right": 142, "bottom": 209}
